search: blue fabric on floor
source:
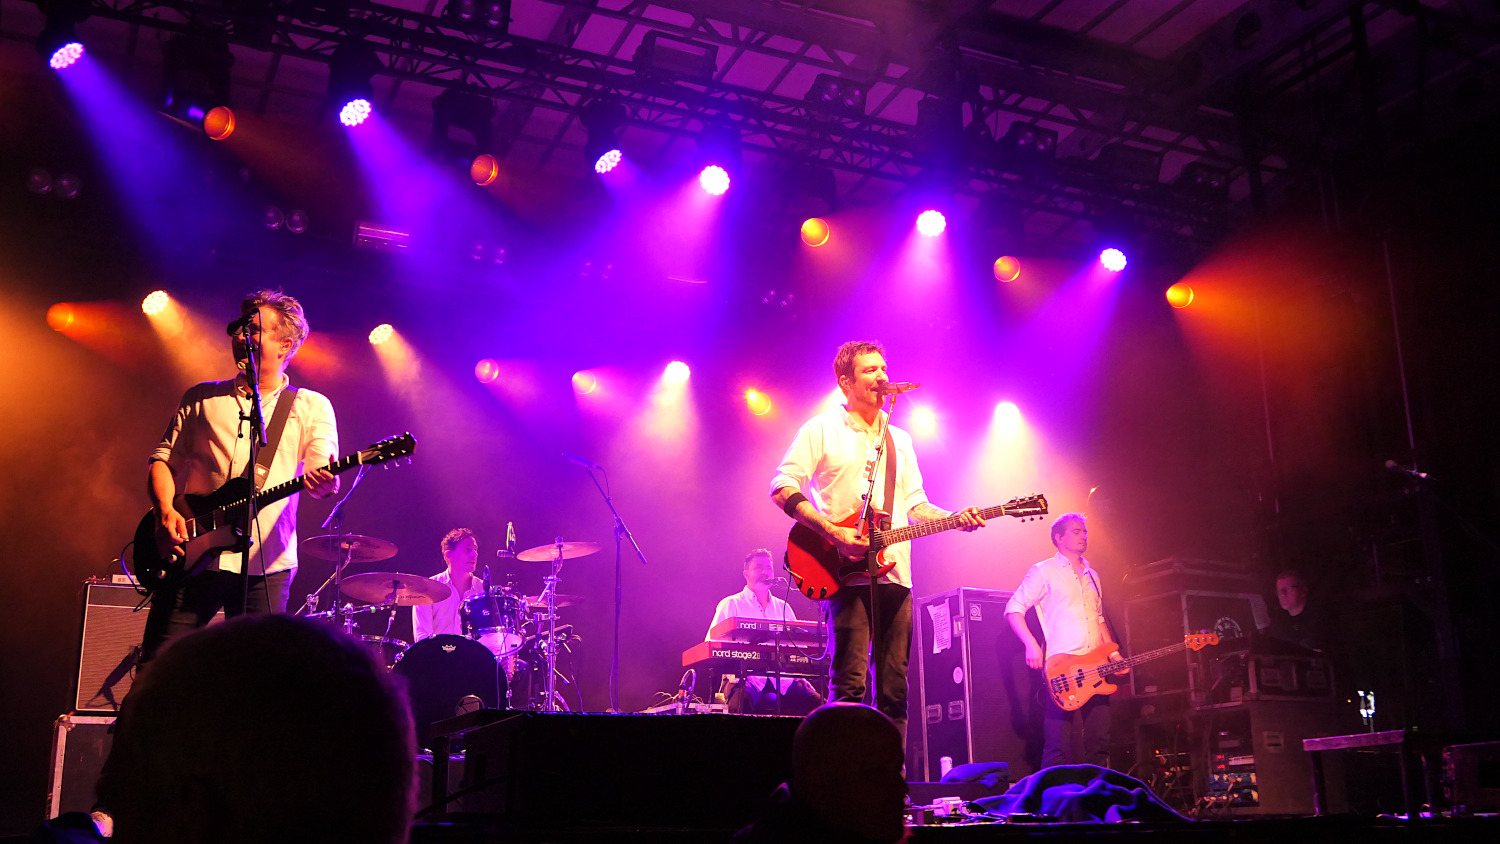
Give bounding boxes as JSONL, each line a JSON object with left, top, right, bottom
{"left": 973, "top": 764, "right": 1188, "bottom": 823}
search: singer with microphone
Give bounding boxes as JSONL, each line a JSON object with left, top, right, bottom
{"left": 707, "top": 549, "right": 823, "bottom": 715}
{"left": 770, "top": 340, "right": 984, "bottom": 742}
{"left": 139, "top": 289, "right": 339, "bottom": 664}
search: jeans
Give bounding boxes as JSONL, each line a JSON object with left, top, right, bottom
{"left": 826, "top": 582, "right": 912, "bottom": 738}
{"left": 1042, "top": 692, "right": 1111, "bottom": 768}
{"left": 140, "top": 568, "right": 293, "bottom": 663}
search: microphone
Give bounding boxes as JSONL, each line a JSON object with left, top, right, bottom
{"left": 1385, "top": 459, "right": 1431, "bottom": 480}
{"left": 877, "top": 381, "right": 921, "bottom": 395}
{"left": 225, "top": 311, "right": 258, "bottom": 336}
{"left": 506, "top": 521, "right": 516, "bottom": 555}
{"left": 770, "top": 576, "right": 790, "bottom": 586}
{"left": 564, "top": 452, "right": 603, "bottom": 471}
{"left": 482, "top": 564, "right": 492, "bottom": 594}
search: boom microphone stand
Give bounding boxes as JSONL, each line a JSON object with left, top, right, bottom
{"left": 233, "top": 322, "right": 268, "bottom": 613}
{"left": 854, "top": 389, "right": 899, "bottom": 710}
{"left": 578, "top": 462, "right": 648, "bottom": 713}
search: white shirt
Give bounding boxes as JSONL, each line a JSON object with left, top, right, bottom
{"left": 769, "top": 407, "right": 931, "bottom": 587}
{"left": 1005, "top": 552, "right": 1110, "bottom": 658}
{"left": 707, "top": 586, "right": 799, "bottom": 640}
{"left": 412, "top": 569, "right": 486, "bottom": 642}
{"left": 151, "top": 377, "right": 338, "bottom": 576}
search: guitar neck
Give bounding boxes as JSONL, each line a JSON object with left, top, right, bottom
{"left": 1113, "top": 640, "right": 1189, "bottom": 670}
{"left": 874, "top": 502, "right": 1015, "bottom": 548}
{"left": 226, "top": 451, "right": 366, "bottom": 515}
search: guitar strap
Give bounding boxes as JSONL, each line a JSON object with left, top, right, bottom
{"left": 250, "top": 386, "right": 299, "bottom": 492}
{"left": 880, "top": 425, "right": 897, "bottom": 514}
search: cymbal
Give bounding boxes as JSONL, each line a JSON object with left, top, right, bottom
{"left": 524, "top": 594, "right": 584, "bottom": 609}
{"left": 515, "top": 541, "right": 602, "bottom": 562}
{"left": 301, "top": 534, "right": 398, "bottom": 563}
{"left": 340, "top": 572, "right": 452, "bottom": 606}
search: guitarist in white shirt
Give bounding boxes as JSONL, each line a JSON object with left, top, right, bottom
{"left": 141, "top": 290, "right": 339, "bottom": 663}
{"left": 1005, "top": 513, "right": 1127, "bottom": 768}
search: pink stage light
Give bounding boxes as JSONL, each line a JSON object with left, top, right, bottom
{"left": 594, "top": 149, "right": 623, "bottom": 174}
{"left": 1099, "top": 248, "right": 1128, "bottom": 272}
{"left": 339, "top": 98, "right": 373, "bottom": 127}
{"left": 916, "top": 210, "right": 946, "bottom": 237}
{"left": 699, "top": 165, "right": 730, "bottom": 196}
{"left": 474, "top": 358, "right": 500, "bottom": 384}
{"left": 664, "top": 360, "right": 691, "bottom": 383}
{"left": 50, "top": 42, "right": 84, "bottom": 70}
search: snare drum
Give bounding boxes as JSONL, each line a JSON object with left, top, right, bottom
{"left": 461, "top": 592, "right": 525, "bottom": 657}
{"left": 358, "top": 635, "right": 408, "bottom": 671}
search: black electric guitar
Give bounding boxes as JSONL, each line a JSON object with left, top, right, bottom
{"left": 130, "top": 433, "right": 417, "bottom": 594}
{"left": 785, "top": 493, "right": 1049, "bottom": 599}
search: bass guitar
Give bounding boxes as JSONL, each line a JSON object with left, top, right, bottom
{"left": 131, "top": 433, "right": 417, "bottom": 594}
{"left": 1044, "top": 633, "right": 1219, "bottom": 711}
{"left": 784, "top": 494, "right": 1048, "bottom": 600}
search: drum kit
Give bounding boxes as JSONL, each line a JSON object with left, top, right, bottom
{"left": 297, "top": 532, "right": 600, "bottom": 718}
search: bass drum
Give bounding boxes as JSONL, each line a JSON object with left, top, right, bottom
{"left": 392, "top": 634, "right": 504, "bottom": 746}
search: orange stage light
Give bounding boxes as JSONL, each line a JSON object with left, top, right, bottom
{"left": 203, "top": 106, "right": 236, "bottom": 141}
{"left": 47, "top": 303, "right": 76, "bottom": 331}
{"left": 368, "top": 324, "right": 394, "bottom": 345}
{"left": 800, "top": 218, "right": 830, "bottom": 247}
{"left": 471, "top": 154, "right": 500, "bottom": 187}
{"left": 142, "top": 290, "right": 170, "bottom": 315}
{"left": 993, "top": 256, "right": 1022, "bottom": 282}
{"left": 1166, "top": 282, "right": 1195, "bottom": 309}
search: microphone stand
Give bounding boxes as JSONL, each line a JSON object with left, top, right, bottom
{"left": 235, "top": 325, "right": 269, "bottom": 613}
{"left": 855, "top": 390, "right": 898, "bottom": 711}
{"left": 297, "top": 465, "right": 373, "bottom": 619}
{"left": 581, "top": 464, "right": 648, "bottom": 713}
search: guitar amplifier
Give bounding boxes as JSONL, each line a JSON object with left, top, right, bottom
{"left": 74, "top": 580, "right": 223, "bottom": 712}
{"left": 913, "top": 587, "right": 1040, "bottom": 782}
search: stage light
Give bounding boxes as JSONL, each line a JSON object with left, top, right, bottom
{"left": 369, "top": 324, "right": 394, "bottom": 345}
{"left": 572, "top": 370, "right": 599, "bottom": 394}
{"left": 52, "top": 173, "right": 81, "bottom": 200}
{"left": 993, "top": 256, "right": 1022, "bottom": 282}
{"left": 263, "top": 206, "right": 285, "bottom": 230}
{"left": 1166, "top": 282, "right": 1195, "bottom": 309}
{"left": 475, "top": 358, "right": 500, "bottom": 384}
{"left": 471, "top": 154, "right": 500, "bottom": 186}
{"left": 340, "top": 98, "right": 373, "bottom": 127}
{"left": 699, "top": 165, "right": 730, "bottom": 196}
{"left": 909, "top": 406, "right": 938, "bottom": 438}
{"left": 47, "top": 303, "right": 76, "bottom": 331}
{"left": 594, "top": 148, "right": 622, "bottom": 174}
{"left": 916, "top": 210, "right": 946, "bottom": 237}
{"left": 49, "top": 41, "right": 84, "bottom": 70}
{"left": 804, "top": 74, "right": 867, "bottom": 118}
{"left": 27, "top": 169, "right": 53, "bottom": 195}
{"left": 203, "top": 106, "right": 235, "bottom": 140}
{"left": 582, "top": 99, "right": 626, "bottom": 174}
{"left": 1100, "top": 248, "right": 1128, "bottom": 272}
{"left": 142, "top": 291, "right": 171, "bottom": 316}
{"left": 800, "top": 218, "right": 830, "bottom": 247}
{"left": 664, "top": 360, "right": 691, "bottom": 384}
{"left": 996, "top": 401, "right": 1021, "bottom": 425}
{"left": 285, "top": 209, "right": 308, "bottom": 234}
{"left": 745, "top": 389, "right": 772, "bottom": 416}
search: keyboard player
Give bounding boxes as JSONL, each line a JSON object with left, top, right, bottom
{"left": 708, "top": 549, "right": 822, "bottom": 715}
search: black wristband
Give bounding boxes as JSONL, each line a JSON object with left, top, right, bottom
{"left": 782, "top": 492, "right": 808, "bottom": 517}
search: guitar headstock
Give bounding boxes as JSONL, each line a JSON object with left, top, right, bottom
{"left": 1184, "top": 633, "right": 1220, "bottom": 651}
{"left": 1002, "top": 494, "right": 1048, "bottom": 519}
{"left": 359, "top": 432, "right": 418, "bottom": 466}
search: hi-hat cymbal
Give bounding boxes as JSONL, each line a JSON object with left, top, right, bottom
{"left": 340, "top": 572, "right": 452, "bottom": 606}
{"left": 515, "top": 541, "right": 602, "bottom": 562}
{"left": 301, "top": 534, "right": 398, "bottom": 563}
{"left": 523, "top": 594, "right": 584, "bottom": 609}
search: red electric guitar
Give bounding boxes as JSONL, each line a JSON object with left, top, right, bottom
{"left": 783, "top": 494, "right": 1048, "bottom": 599}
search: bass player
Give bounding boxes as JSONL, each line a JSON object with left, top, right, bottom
{"left": 139, "top": 289, "right": 339, "bottom": 664}
{"left": 1005, "top": 512, "right": 1126, "bottom": 768}
{"left": 770, "top": 340, "right": 983, "bottom": 742}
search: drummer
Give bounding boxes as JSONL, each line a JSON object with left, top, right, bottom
{"left": 412, "top": 528, "right": 487, "bottom": 642}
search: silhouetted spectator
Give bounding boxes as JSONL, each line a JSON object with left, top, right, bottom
{"left": 96, "top": 614, "right": 416, "bottom": 844}
{"left": 735, "top": 702, "right": 908, "bottom": 843}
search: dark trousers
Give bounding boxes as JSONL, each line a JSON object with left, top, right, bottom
{"left": 1042, "top": 692, "right": 1112, "bottom": 768}
{"left": 825, "top": 582, "right": 912, "bottom": 737}
{"left": 140, "top": 568, "right": 293, "bottom": 663}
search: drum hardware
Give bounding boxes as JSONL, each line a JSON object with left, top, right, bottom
{"left": 512, "top": 538, "right": 597, "bottom": 712}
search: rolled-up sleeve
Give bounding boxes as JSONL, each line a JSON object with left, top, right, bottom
{"left": 150, "top": 390, "right": 194, "bottom": 467}
{"left": 1005, "top": 562, "right": 1047, "bottom": 616}
{"left": 770, "top": 419, "right": 819, "bottom": 496}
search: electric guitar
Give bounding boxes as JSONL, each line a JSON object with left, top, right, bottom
{"left": 784, "top": 494, "right": 1048, "bottom": 599}
{"left": 1044, "top": 633, "right": 1219, "bottom": 711}
{"left": 131, "top": 433, "right": 417, "bottom": 594}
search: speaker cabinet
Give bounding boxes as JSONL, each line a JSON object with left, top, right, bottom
{"left": 74, "top": 581, "right": 222, "bottom": 712}
{"left": 913, "top": 587, "right": 1040, "bottom": 782}
{"left": 47, "top": 714, "right": 115, "bottom": 818}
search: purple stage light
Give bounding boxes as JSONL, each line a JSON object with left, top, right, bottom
{"left": 916, "top": 209, "right": 946, "bottom": 237}
{"left": 50, "top": 42, "right": 84, "bottom": 70}
{"left": 339, "top": 98, "right": 373, "bottom": 127}
{"left": 594, "top": 148, "right": 622, "bottom": 174}
{"left": 1099, "top": 247, "right": 1128, "bottom": 272}
{"left": 699, "top": 165, "right": 730, "bottom": 196}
